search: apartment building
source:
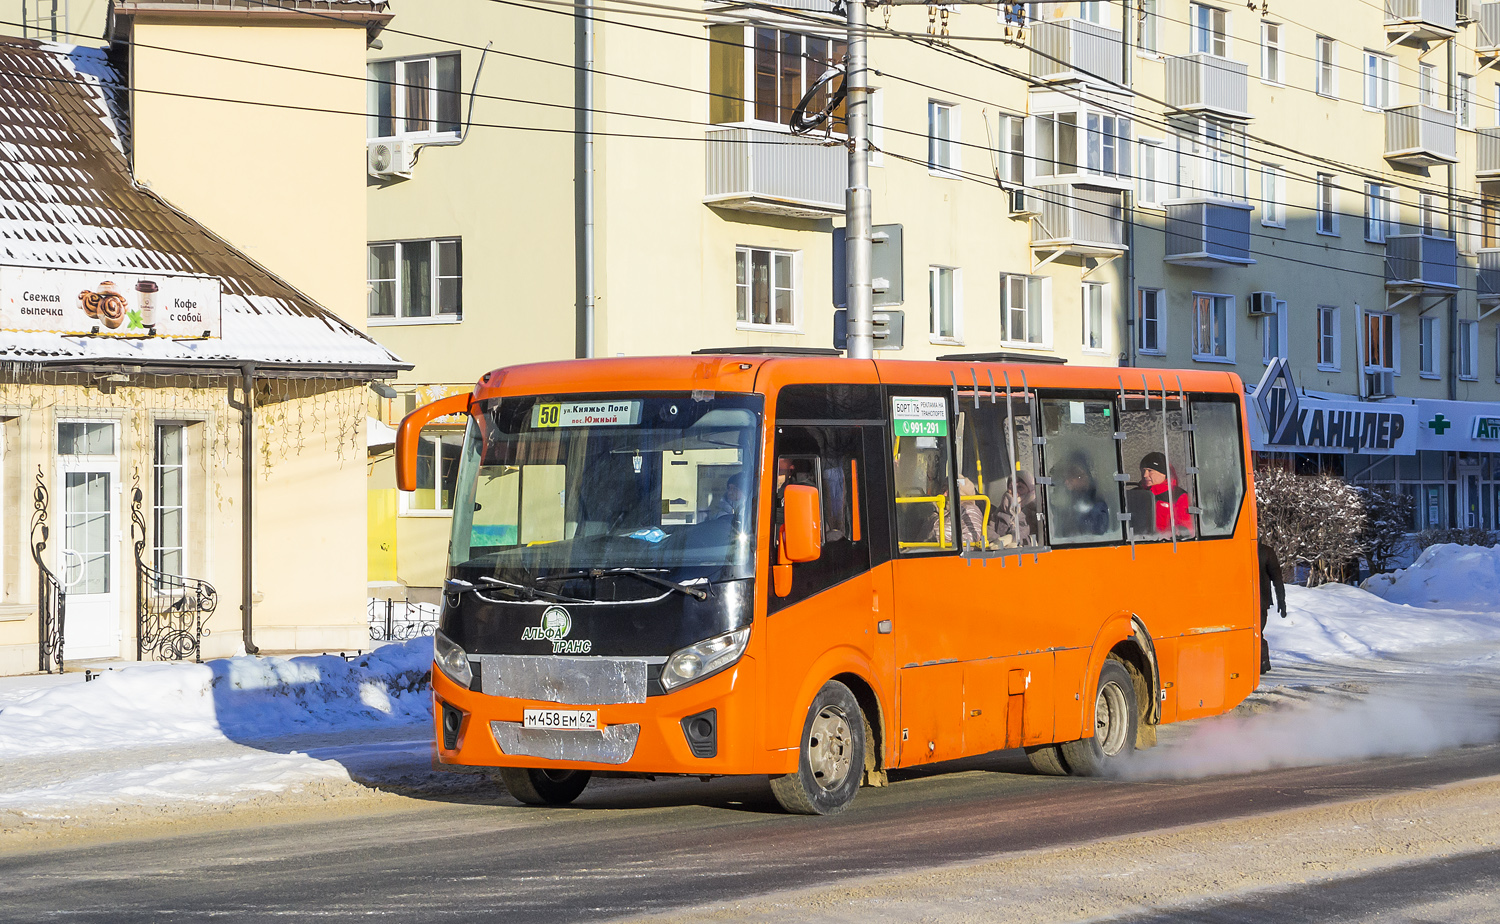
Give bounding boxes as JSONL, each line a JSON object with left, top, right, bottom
{"left": 366, "top": 0, "right": 1500, "bottom": 589}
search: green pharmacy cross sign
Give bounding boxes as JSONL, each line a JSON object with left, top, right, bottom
{"left": 1427, "top": 414, "right": 1452, "bottom": 435}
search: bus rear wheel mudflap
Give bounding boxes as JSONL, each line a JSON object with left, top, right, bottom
{"left": 494, "top": 767, "right": 593, "bottom": 806}
{"left": 770, "top": 680, "right": 865, "bottom": 815}
{"left": 1059, "top": 657, "right": 1139, "bottom": 777}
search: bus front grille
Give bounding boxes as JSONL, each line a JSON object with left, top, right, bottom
{"left": 476, "top": 655, "right": 649, "bottom": 705}
{"left": 490, "top": 721, "right": 641, "bottom": 764}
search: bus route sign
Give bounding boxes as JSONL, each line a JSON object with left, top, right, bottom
{"left": 892, "top": 396, "right": 948, "bottom": 437}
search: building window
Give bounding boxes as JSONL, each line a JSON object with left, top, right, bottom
{"left": 1138, "top": 288, "right": 1163, "bottom": 354}
{"left": 1034, "top": 109, "right": 1132, "bottom": 181}
{"left": 1316, "top": 37, "right": 1337, "bottom": 98}
{"left": 1261, "top": 164, "right": 1285, "bottom": 227}
{"left": 153, "top": 423, "right": 185, "bottom": 577}
{"left": 1419, "top": 194, "right": 1444, "bottom": 236}
{"left": 1190, "top": 3, "right": 1228, "bottom": 57}
{"left": 709, "top": 26, "right": 847, "bottom": 127}
{"left": 1365, "top": 183, "right": 1398, "bottom": 243}
{"left": 1262, "top": 297, "right": 1287, "bottom": 364}
{"left": 368, "top": 239, "right": 462, "bottom": 322}
{"left": 736, "top": 247, "right": 798, "bottom": 329}
{"left": 1364, "top": 311, "right": 1396, "bottom": 373}
{"left": 1174, "top": 115, "right": 1247, "bottom": 199}
{"left": 1460, "top": 320, "right": 1479, "bottom": 380}
{"left": 1458, "top": 74, "right": 1473, "bottom": 129}
{"left": 1078, "top": 1, "right": 1103, "bottom": 24}
{"left": 929, "top": 266, "right": 962, "bottom": 343}
{"left": 1193, "top": 293, "right": 1233, "bottom": 361}
{"left": 1318, "top": 306, "right": 1341, "bottom": 369}
{"left": 1002, "top": 273, "right": 1049, "bottom": 346}
{"left": 1364, "top": 51, "right": 1397, "bottom": 109}
{"left": 1421, "top": 316, "right": 1440, "bottom": 377}
{"left": 928, "top": 101, "right": 960, "bottom": 175}
{"left": 1082, "top": 282, "right": 1106, "bottom": 352}
{"left": 404, "top": 430, "right": 464, "bottom": 514}
{"left": 1085, "top": 112, "right": 1133, "bottom": 178}
{"left": 996, "top": 114, "right": 1024, "bottom": 186}
{"left": 1261, "top": 21, "right": 1283, "bottom": 85}
{"left": 1419, "top": 62, "right": 1438, "bottom": 107}
{"left": 368, "top": 54, "right": 461, "bottom": 139}
{"left": 1137, "top": 0, "right": 1158, "bottom": 54}
{"left": 1317, "top": 173, "right": 1338, "bottom": 235}
{"left": 1138, "top": 138, "right": 1166, "bottom": 206}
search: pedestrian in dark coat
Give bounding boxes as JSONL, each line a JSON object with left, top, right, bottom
{"left": 1258, "top": 541, "right": 1287, "bottom": 673}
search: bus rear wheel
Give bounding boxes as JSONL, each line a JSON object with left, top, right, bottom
{"left": 495, "top": 768, "right": 592, "bottom": 806}
{"left": 1024, "top": 744, "right": 1070, "bottom": 776}
{"left": 1059, "top": 658, "right": 1138, "bottom": 777}
{"left": 770, "top": 680, "right": 865, "bottom": 816}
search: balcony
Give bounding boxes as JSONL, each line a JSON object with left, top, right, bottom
{"left": 1029, "top": 19, "right": 1123, "bottom": 87}
{"left": 1163, "top": 198, "right": 1254, "bottom": 268}
{"left": 1384, "top": 0, "right": 1458, "bottom": 41}
{"left": 1384, "top": 104, "right": 1457, "bottom": 167}
{"left": 1479, "top": 249, "right": 1500, "bottom": 303}
{"left": 704, "top": 128, "right": 845, "bottom": 219}
{"left": 1385, "top": 234, "right": 1459, "bottom": 292}
{"left": 1165, "top": 54, "right": 1249, "bottom": 120}
{"left": 1480, "top": 2, "right": 1500, "bottom": 54}
{"left": 1480, "top": 128, "right": 1500, "bottom": 177}
{"left": 1029, "top": 184, "right": 1127, "bottom": 256}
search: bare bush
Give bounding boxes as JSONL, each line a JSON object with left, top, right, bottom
{"left": 1255, "top": 467, "right": 1366, "bottom": 586}
{"left": 1415, "top": 526, "right": 1497, "bottom": 551}
{"left": 1355, "top": 487, "right": 1416, "bottom": 574}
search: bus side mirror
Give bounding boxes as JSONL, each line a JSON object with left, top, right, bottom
{"left": 395, "top": 393, "right": 472, "bottom": 492}
{"left": 780, "top": 484, "right": 823, "bottom": 564}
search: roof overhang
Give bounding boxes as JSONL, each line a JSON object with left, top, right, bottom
{"left": 110, "top": 0, "right": 393, "bottom": 44}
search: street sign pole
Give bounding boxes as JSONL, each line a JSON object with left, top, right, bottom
{"left": 843, "top": 0, "right": 874, "bottom": 359}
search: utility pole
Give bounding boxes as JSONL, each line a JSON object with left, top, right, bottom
{"left": 843, "top": 0, "right": 875, "bottom": 359}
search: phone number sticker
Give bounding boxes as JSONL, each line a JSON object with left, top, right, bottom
{"left": 892, "top": 396, "right": 948, "bottom": 437}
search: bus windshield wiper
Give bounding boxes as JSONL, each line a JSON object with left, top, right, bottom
{"left": 534, "top": 568, "right": 709, "bottom": 601}
{"left": 477, "top": 575, "right": 590, "bottom": 604}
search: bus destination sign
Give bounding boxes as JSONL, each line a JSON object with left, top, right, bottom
{"left": 892, "top": 396, "right": 948, "bottom": 437}
{"left": 532, "top": 400, "right": 642, "bottom": 428}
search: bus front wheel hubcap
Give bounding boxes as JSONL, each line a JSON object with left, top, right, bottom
{"left": 808, "top": 706, "right": 853, "bottom": 789}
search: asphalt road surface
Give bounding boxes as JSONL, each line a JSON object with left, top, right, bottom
{"left": 3, "top": 740, "right": 1499, "bottom": 923}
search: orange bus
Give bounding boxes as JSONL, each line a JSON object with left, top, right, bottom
{"left": 398, "top": 352, "right": 1260, "bottom": 814}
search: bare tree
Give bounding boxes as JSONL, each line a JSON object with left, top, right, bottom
{"left": 1255, "top": 467, "right": 1367, "bottom": 586}
{"left": 1355, "top": 487, "right": 1415, "bottom": 575}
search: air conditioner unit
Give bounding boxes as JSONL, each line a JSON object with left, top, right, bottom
{"left": 1247, "top": 291, "right": 1277, "bottom": 315}
{"left": 1366, "top": 370, "right": 1396, "bottom": 398}
{"left": 1007, "top": 188, "right": 1041, "bottom": 218}
{"left": 367, "top": 139, "right": 415, "bottom": 179}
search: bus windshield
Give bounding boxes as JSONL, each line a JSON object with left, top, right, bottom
{"left": 448, "top": 393, "right": 762, "bottom": 594}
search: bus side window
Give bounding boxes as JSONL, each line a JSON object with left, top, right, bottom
{"left": 1189, "top": 398, "right": 1246, "bottom": 537}
{"left": 894, "top": 431, "right": 955, "bottom": 553}
{"left": 1118, "top": 397, "right": 1195, "bottom": 542}
{"left": 772, "top": 426, "right": 870, "bottom": 610}
{"left": 957, "top": 399, "right": 1041, "bottom": 550}
{"left": 1039, "top": 398, "right": 1125, "bottom": 546}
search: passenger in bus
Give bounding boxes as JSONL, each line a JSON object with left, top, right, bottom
{"left": 1054, "top": 453, "right": 1111, "bottom": 538}
{"left": 1127, "top": 452, "right": 1192, "bottom": 537}
{"left": 991, "top": 472, "right": 1037, "bottom": 547}
{"left": 956, "top": 475, "right": 987, "bottom": 549}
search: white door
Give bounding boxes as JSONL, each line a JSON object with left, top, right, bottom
{"left": 1458, "top": 462, "right": 1482, "bottom": 529}
{"left": 56, "top": 420, "right": 121, "bottom": 661}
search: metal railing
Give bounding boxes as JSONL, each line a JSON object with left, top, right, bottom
{"left": 1164, "top": 198, "right": 1254, "bottom": 266}
{"left": 131, "top": 484, "right": 217, "bottom": 662}
{"left": 1385, "top": 104, "right": 1457, "bottom": 165}
{"left": 1384, "top": 0, "right": 1458, "bottom": 33}
{"left": 30, "top": 466, "right": 64, "bottom": 674}
{"left": 369, "top": 598, "right": 439, "bottom": 642}
{"left": 1029, "top": 18, "right": 1122, "bottom": 85}
{"left": 1165, "top": 53, "right": 1249, "bottom": 118}
{"left": 1481, "top": 1, "right": 1500, "bottom": 49}
{"left": 1031, "top": 184, "right": 1127, "bottom": 251}
{"left": 1385, "top": 234, "right": 1459, "bottom": 290}
{"left": 704, "top": 127, "right": 845, "bottom": 218}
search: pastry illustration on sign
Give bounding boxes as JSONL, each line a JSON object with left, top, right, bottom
{"left": 76, "top": 280, "right": 128, "bottom": 329}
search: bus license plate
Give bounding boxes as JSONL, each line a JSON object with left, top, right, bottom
{"left": 522, "top": 709, "right": 598, "bottom": 730}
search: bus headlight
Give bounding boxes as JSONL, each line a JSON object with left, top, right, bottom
{"left": 661, "top": 627, "right": 751, "bottom": 692}
{"left": 434, "top": 631, "right": 474, "bottom": 689}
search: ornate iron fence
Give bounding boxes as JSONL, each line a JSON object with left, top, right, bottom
{"left": 369, "top": 598, "right": 439, "bottom": 642}
{"left": 132, "top": 484, "right": 217, "bottom": 662}
{"left": 30, "top": 466, "right": 65, "bottom": 674}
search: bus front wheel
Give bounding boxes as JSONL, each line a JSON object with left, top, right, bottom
{"left": 495, "top": 768, "right": 592, "bottom": 806}
{"left": 1060, "top": 658, "right": 1138, "bottom": 777}
{"left": 770, "top": 681, "right": 865, "bottom": 815}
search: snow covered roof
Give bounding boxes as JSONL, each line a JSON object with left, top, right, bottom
{"left": 0, "top": 38, "right": 405, "bottom": 376}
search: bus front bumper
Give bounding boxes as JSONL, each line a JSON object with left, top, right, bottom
{"left": 431, "top": 655, "right": 774, "bottom": 776}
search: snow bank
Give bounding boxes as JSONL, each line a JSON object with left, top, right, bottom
{"left": 1362, "top": 542, "right": 1500, "bottom": 610}
{"left": 1267, "top": 582, "right": 1500, "bottom": 665}
{"left": 0, "top": 639, "right": 434, "bottom": 759}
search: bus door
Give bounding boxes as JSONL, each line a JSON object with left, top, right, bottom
{"left": 764, "top": 384, "right": 891, "bottom": 765}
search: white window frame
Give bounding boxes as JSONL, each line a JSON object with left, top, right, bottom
{"left": 1081, "top": 282, "right": 1108, "bottom": 354}
{"left": 1364, "top": 51, "right": 1398, "bottom": 110}
{"left": 1317, "top": 305, "right": 1342, "bottom": 371}
{"left": 1032, "top": 108, "right": 1134, "bottom": 183}
{"left": 1420, "top": 315, "right": 1441, "bottom": 378}
{"left": 1363, "top": 310, "right": 1399, "bottom": 375}
{"left": 1317, "top": 173, "right": 1339, "bottom": 236}
{"left": 399, "top": 427, "right": 465, "bottom": 516}
{"left": 1419, "top": 62, "right": 1438, "bottom": 108}
{"left": 152, "top": 422, "right": 187, "bottom": 577}
{"left": 929, "top": 265, "right": 963, "bottom": 344}
{"left": 1192, "top": 291, "right": 1235, "bottom": 363}
{"left": 1078, "top": 1, "right": 1104, "bottom": 25}
{"left": 1190, "top": 3, "right": 1229, "bottom": 58}
{"left": 1494, "top": 81, "right": 1500, "bottom": 126}
{"left": 1365, "top": 183, "right": 1398, "bottom": 243}
{"left": 1261, "top": 163, "right": 1285, "bottom": 227}
{"left": 1458, "top": 73, "right": 1473, "bottom": 129}
{"left": 1460, "top": 319, "right": 1479, "bottom": 380}
{"left": 1001, "top": 273, "right": 1052, "bottom": 349}
{"left": 1419, "top": 193, "right": 1445, "bottom": 236}
{"left": 1137, "top": 288, "right": 1165, "bottom": 355}
{"left": 1316, "top": 37, "right": 1337, "bottom": 99}
{"left": 996, "top": 113, "right": 1025, "bottom": 186}
{"left": 729, "top": 26, "right": 848, "bottom": 133}
{"left": 868, "top": 87, "right": 885, "bottom": 167}
{"left": 1260, "top": 21, "right": 1283, "bottom": 86}
{"left": 736, "top": 246, "right": 800, "bottom": 331}
{"left": 1173, "top": 115, "right": 1247, "bottom": 200}
{"left": 367, "top": 238, "right": 463, "bottom": 325}
{"left": 1261, "top": 298, "right": 1287, "bottom": 365}
{"left": 367, "top": 54, "right": 462, "bottom": 141}
{"left": 1138, "top": 138, "right": 1167, "bottom": 207}
{"left": 929, "top": 100, "right": 961, "bottom": 177}
{"left": 1136, "top": 0, "right": 1159, "bottom": 56}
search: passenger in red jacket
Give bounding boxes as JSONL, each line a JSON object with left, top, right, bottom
{"left": 1129, "top": 451, "right": 1193, "bottom": 537}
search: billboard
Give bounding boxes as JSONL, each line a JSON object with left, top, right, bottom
{"left": 0, "top": 265, "right": 222, "bottom": 339}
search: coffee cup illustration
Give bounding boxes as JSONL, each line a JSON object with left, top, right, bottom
{"left": 135, "top": 280, "right": 158, "bottom": 326}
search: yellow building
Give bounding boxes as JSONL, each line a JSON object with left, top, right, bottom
{"left": 0, "top": 8, "right": 404, "bottom": 675}
{"left": 364, "top": 0, "right": 1500, "bottom": 592}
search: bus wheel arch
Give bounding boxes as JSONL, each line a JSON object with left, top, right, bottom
{"left": 1110, "top": 616, "right": 1161, "bottom": 750}
{"left": 832, "top": 670, "right": 887, "bottom": 786}
{"left": 769, "top": 679, "right": 867, "bottom": 815}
